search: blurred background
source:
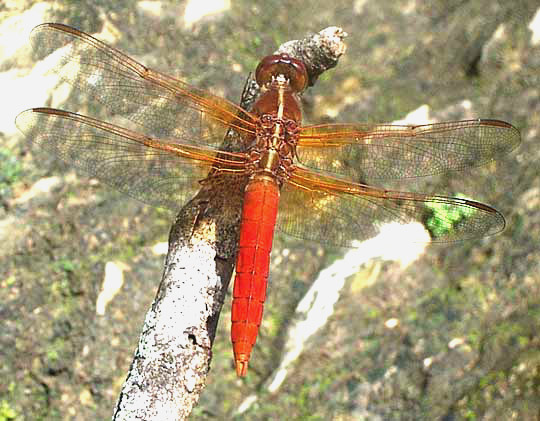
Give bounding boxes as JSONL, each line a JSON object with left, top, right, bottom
{"left": 0, "top": 0, "right": 539, "bottom": 419}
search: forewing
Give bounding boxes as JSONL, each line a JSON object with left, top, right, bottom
{"left": 30, "top": 23, "right": 256, "bottom": 146}
{"left": 16, "top": 108, "right": 248, "bottom": 210}
{"left": 297, "top": 119, "right": 520, "bottom": 182}
{"left": 277, "top": 166, "right": 505, "bottom": 247}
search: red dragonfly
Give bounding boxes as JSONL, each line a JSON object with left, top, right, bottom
{"left": 17, "top": 24, "right": 520, "bottom": 377}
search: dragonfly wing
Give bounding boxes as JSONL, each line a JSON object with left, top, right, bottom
{"left": 297, "top": 119, "right": 520, "bottom": 182}
{"left": 16, "top": 108, "right": 248, "bottom": 210}
{"left": 29, "top": 23, "right": 256, "bottom": 147}
{"left": 277, "top": 166, "right": 505, "bottom": 247}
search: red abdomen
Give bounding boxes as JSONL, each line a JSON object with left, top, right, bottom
{"left": 231, "top": 176, "right": 280, "bottom": 377}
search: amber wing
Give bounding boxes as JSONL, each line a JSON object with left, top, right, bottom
{"left": 29, "top": 23, "right": 256, "bottom": 147}
{"left": 278, "top": 166, "right": 505, "bottom": 246}
{"left": 297, "top": 119, "right": 520, "bottom": 182}
{"left": 16, "top": 108, "right": 248, "bottom": 210}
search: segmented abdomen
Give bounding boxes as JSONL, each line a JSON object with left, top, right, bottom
{"left": 231, "top": 176, "right": 280, "bottom": 377}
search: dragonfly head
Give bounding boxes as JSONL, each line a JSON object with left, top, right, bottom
{"left": 255, "top": 53, "right": 308, "bottom": 93}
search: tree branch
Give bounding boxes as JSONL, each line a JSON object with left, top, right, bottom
{"left": 112, "top": 26, "right": 346, "bottom": 420}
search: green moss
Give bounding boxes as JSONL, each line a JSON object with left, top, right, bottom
{"left": 364, "top": 307, "right": 381, "bottom": 320}
{"left": 464, "top": 409, "right": 478, "bottom": 420}
{"left": 3, "top": 276, "right": 16, "bottom": 287}
{"left": 45, "top": 347, "right": 60, "bottom": 364}
{"left": 425, "top": 194, "right": 475, "bottom": 238}
{"left": 0, "top": 148, "right": 21, "bottom": 200}
{"left": 54, "top": 259, "right": 77, "bottom": 273}
{"left": 0, "top": 400, "right": 17, "bottom": 421}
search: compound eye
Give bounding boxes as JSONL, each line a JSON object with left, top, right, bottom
{"left": 255, "top": 54, "right": 308, "bottom": 92}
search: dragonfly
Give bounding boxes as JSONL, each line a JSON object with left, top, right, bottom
{"left": 16, "top": 23, "right": 520, "bottom": 377}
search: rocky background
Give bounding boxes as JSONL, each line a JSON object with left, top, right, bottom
{"left": 0, "top": 0, "right": 539, "bottom": 419}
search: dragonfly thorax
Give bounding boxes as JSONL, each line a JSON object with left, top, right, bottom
{"left": 247, "top": 113, "right": 299, "bottom": 182}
